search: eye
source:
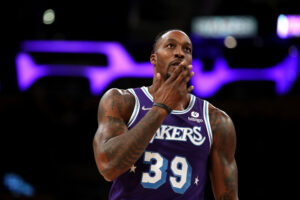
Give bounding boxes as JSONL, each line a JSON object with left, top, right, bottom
{"left": 185, "top": 47, "right": 192, "bottom": 53}
{"left": 167, "top": 43, "right": 175, "bottom": 48}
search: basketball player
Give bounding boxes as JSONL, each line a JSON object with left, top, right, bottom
{"left": 93, "top": 29, "right": 239, "bottom": 200}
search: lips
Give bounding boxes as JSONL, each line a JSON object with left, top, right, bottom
{"left": 169, "top": 59, "right": 183, "bottom": 67}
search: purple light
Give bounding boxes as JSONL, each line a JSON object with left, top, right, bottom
{"left": 277, "top": 14, "right": 300, "bottom": 38}
{"left": 191, "top": 48, "right": 299, "bottom": 97}
{"left": 16, "top": 40, "right": 299, "bottom": 97}
{"left": 16, "top": 41, "right": 153, "bottom": 95}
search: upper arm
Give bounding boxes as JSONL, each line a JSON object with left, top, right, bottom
{"left": 208, "top": 104, "right": 238, "bottom": 200}
{"left": 96, "top": 88, "right": 134, "bottom": 140}
{"left": 93, "top": 88, "right": 135, "bottom": 162}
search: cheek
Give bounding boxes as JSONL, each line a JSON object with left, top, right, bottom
{"left": 156, "top": 55, "right": 168, "bottom": 69}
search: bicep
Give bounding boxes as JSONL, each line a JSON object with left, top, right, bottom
{"left": 209, "top": 105, "right": 238, "bottom": 199}
{"left": 94, "top": 89, "right": 132, "bottom": 145}
{"left": 210, "top": 110, "right": 236, "bottom": 163}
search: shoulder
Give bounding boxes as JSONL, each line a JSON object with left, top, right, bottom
{"left": 101, "top": 88, "right": 135, "bottom": 105}
{"left": 208, "top": 103, "right": 233, "bottom": 131}
{"left": 98, "top": 88, "right": 136, "bottom": 124}
{"left": 207, "top": 102, "right": 236, "bottom": 146}
{"left": 207, "top": 102, "right": 237, "bottom": 173}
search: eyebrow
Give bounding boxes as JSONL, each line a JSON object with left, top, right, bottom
{"left": 165, "top": 38, "right": 192, "bottom": 47}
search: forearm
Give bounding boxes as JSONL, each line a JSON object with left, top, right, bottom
{"left": 95, "top": 106, "right": 167, "bottom": 181}
{"left": 214, "top": 161, "right": 239, "bottom": 200}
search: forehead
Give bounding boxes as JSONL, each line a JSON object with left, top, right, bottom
{"left": 160, "top": 30, "right": 192, "bottom": 45}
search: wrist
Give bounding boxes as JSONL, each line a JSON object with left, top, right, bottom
{"left": 151, "top": 105, "right": 169, "bottom": 116}
{"left": 153, "top": 102, "right": 172, "bottom": 115}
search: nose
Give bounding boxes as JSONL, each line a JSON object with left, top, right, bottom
{"left": 174, "top": 47, "right": 184, "bottom": 59}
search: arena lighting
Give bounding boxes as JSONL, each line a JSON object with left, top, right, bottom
{"left": 192, "top": 48, "right": 298, "bottom": 97}
{"left": 191, "top": 16, "right": 258, "bottom": 38}
{"left": 3, "top": 173, "right": 35, "bottom": 196}
{"left": 277, "top": 14, "right": 300, "bottom": 38}
{"left": 43, "top": 9, "right": 55, "bottom": 25}
{"left": 224, "top": 36, "right": 237, "bottom": 49}
{"left": 16, "top": 41, "right": 299, "bottom": 97}
{"left": 16, "top": 41, "right": 153, "bottom": 95}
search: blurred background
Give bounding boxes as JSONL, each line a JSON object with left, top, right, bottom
{"left": 1, "top": 0, "right": 299, "bottom": 199}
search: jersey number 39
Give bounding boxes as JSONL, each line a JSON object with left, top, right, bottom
{"left": 141, "top": 151, "right": 192, "bottom": 194}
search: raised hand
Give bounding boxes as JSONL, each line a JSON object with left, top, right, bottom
{"left": 152, "top": 63, "right": 194, "bottom": 110}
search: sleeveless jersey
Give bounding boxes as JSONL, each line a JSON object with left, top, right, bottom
{"left": 109, "top": 86, "right": 213, "bottom": 200}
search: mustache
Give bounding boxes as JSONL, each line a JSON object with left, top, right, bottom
{"left": 168, "top": 59, "right": 184, "bottom": 68}
{"left": 166, "top": 59, "right": 187, "bottom": 80}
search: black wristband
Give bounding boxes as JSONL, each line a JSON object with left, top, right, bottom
{"left": 153, "top": 103, "right": 172, "bottom": 114}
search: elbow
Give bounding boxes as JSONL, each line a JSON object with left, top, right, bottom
{"left": 94, "top": 158, "right": 113, "bottom": 181}
{"left": 101, "top": 172, "right": 116, "bottom": 182}
{"left": 97, "top": 161, "right": 119, "bottom": 182}
{"left": 96, "top": 155, "right": 127, "bottom": 182}
{"left": 93, "top": 153, "right": 113, "bottom": 181}
{"left": 103, "top": 176, "right": 113, "bottom": 182}
{"left": 93, "top": 138, "right": 123, "bottom": 181}
{"left": 93, "top": 151, "right": 119, "bottom": 182}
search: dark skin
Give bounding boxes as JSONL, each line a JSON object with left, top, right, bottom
{"left": 93, "top": 30, "right": 239, "bottom": 200}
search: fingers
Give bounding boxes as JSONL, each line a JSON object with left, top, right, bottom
{"left": 187, "top": 85, "right": 194, "bottom": 93}
{"left": 177, "top": 65, "right": 194, "bottom": 93}
{"left": 185, "top": 69, "right": 194, "bottom": 93}
{"left": 167, "top": 64, "right": 184, "bottom": 82}
{"left": 176, "top": 65, "right": 193, "bottom": 83}
{"left": 165, "top": 64, "right": 194, "bottom": 93}
{"left": 167, "top": 64, "right": 192, "bottom": 82}
{"left": 183, "top": 67, "right": 194, "bottom": 83}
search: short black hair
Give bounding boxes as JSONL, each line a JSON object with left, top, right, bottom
{"left": 151, "top": 29, "right": 185, "bottom": 54}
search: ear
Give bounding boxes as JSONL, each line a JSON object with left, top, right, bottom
{"left": 150, "top": 54, "right": 157, "bottom": 65}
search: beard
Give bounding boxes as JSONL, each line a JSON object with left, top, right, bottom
{"left": 165, "top": 64, "right": 175, "bottom": 80}
{"left": 164, "top": 59, "right": 188, "bottom": 80}
{"left": 166, "top": 72, "right": 171, "bottom": 80}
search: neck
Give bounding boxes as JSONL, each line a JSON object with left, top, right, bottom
{"left": 148, "top": 84, "right": 191, "bottom": 111}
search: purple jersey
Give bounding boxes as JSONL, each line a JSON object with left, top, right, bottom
{"left": 109, "top": 86, "right": 213, "bottom": 200}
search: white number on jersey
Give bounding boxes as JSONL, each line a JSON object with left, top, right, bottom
{"left": 141, "top": 151, "right": 192, "bottom": 194}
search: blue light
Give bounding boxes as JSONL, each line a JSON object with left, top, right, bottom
{"left": 3, "top": 173, "right": 35, "bottom": 197}
{"left": 277, "top": 14, "right": 300, "bottom": 38}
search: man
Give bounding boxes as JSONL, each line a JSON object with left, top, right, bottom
{"left": 93, "top": 29, "right": 239, "bottom": 200}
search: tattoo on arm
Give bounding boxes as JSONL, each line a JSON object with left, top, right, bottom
{"left": 96, "top": 89, "right": 166, "bottom": 178}
{"left": 103, "top": 110, "right": 162, "bottom": 172}
{"left": 209, "top": 105, "right": 239, "bottom": 200}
